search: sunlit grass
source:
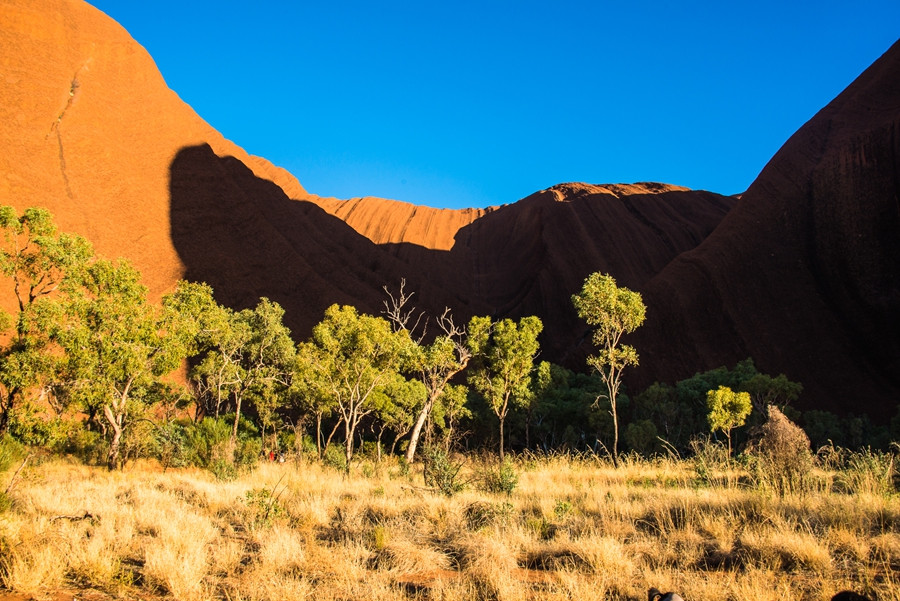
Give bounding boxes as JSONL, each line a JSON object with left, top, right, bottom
{"left": 0, "top": 452, "right": 896, "bottom": 600}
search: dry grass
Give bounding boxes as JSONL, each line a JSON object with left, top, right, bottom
{"left": 0, "top": 453, "right": 897, "bottom": 601}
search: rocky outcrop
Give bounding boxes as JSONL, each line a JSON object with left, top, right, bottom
{"left": 1, "top": 0, "right": 734, "bottom": 363}
{"left": 5, "top": 0, "right": 897, "bottom": 418}
{"left": 632, "top": 40, "right": 900, "bottom": 418}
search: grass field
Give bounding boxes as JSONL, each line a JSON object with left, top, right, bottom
{"left": 0, "top": 451, "right": 897, "bottom": 601}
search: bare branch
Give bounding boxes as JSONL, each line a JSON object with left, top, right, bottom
{"left": 436, "top": 307, "right": 471, "bottom": 363}
{"left": 382, "top": 278, "right": 427, "bottom": 339}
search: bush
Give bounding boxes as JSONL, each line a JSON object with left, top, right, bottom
{"left": 153, "top": 419, "right": 191, "bottom": 470}
{"left": 322, "top": 444, "right": 347, "bottom": 472}
{"left": 423, "top": 445, "right": 465, "bottom": 496}
{"left": 481, "top": 456, "right": 518, "bottom": 495}
{"left": 62, "top": 424, "right": 106, "bottom": 465}
{"left": 181, "top": 415, "right": 260, "bottom": 478}
{"left": 8, "top": 403, "right": 73, "bottom": 450}
{"left": 0, "top": 435, "right": 25, "bottom": 473}
{"left": 244, "top": 486, "right": 286, "bottom": 528}
{"left": 747, "top": 405, "right": 813, "bottom": 495}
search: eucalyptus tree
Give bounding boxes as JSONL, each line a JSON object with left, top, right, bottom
{"left": 706, "top": 385, "right": 752, "bottom": 456}
{"left": 467, "top": 315, "right": 543, "bottom": 460}
{"left": 0, "top": 206, "right": 92, "bottom": 434}
{"left": 572, "top": 272, "right": 646, "bottom": 467}
{"left": 298, "top": 304, "right": 415, "bottom": 469}
{"left": 370, "top": 373, "right": 425, "bottom": 460}
{"left": 53, "top": 259, "right": 193, "bottom": 469}
{"left": 190, "top": 298, "right": 295, "bottom": 448}
{"left": 382, "top": 281, "right": 472, "bottom": 464}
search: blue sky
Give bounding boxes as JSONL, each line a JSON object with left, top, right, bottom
{"left": 90, "top": 1, "right": 899, "bottom": 209}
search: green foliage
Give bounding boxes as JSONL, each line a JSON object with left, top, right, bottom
{"left": 625, "top": 419, "right": 659, "bottom": 455}
{"left": 244, "top": 486, "right": 286, "bottom": 528}
{"left": 7, "top": 402, "right": 75, "bottom": 450}
{"left": 180, "top": 415, "right": 259, "bottom": 478}
{"left": 48, "top": 258, "right": 196, "bottom": 469}
{"left": 553, "top": 499, "right": 573, "bottom": 520}
{"left": 634, "top": 359, "right": 804, "bottom": 454}
{"left": 322, "top": 444, "right": 347, "bottom": 472}
{"left": 482, "top": 455, "right": 519, "bottom": 495}
{"left": 189, "top": 297, "right": 295, "bottom": 449}
{"left": 423, "top": 444, "right": 465, "bottom": 496}
{"left": 298, "top": 304, "right": 415, "bottom": 469}
{"left": 518, "top": 363, "right": 603, "bottom": 452}
{"left": 431, "top": 384, "right": 471, "bottom": 448}
{"left": 0, "top": 206, "right": 93, "bottom": 435}
{"left": 706, "top": 385, "right": 752, "bottom": 455}
{"left": 0, "top": 434, "right": 25, "bottom": 473}
{"left": 572, "top": 272, "right": 646, "bottom": 467}
{"left": 467, "top": 315, "right": 542, "bottom": 459}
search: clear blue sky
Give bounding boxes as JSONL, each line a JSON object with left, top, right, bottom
{"left": 90, "top": 0, "right": 899, "bottom": 209}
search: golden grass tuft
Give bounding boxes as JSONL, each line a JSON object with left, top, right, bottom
{"left": 0, "top": 452, "right": 897, "bottom": 600}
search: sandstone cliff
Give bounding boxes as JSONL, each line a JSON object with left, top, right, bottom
{"left": 4, "top": 0, "right": 897, "bottom": 418}
{"left": 633, "top": 40, "right": 900, "bottom": 418}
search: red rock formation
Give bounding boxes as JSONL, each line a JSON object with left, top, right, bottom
{"left": 0, "top": 0, "right": 308, "bottom": 295}
{"left": 632, "top": 40, "right": 900, "bottom": 418}
{"left": 10, "top": 0, "right": 897, "bottom": 419}
{"left": 1, "top": 0, "right": 734, "bottom": 361}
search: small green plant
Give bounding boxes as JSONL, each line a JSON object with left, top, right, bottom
{"left": 483, "top": 456, "right": 519, "bottom": 495}
{"left": 210, "top": 458, "right": 238, "bottom": 481}
{"left": 0, "top": 435, "right": 25, "bottom": 472}
{"left": 371, "top": 524, "right": 388, "bottom": 550}
{"left": 526, "top": 516, "right": 556, "bottom": 540}
{"left": 244, "top": 486, "right": 286, "bottom": 528}
{"left": 553, "top": 499, "right": 573, "bottom": 520}
{"left": 322, "top": 444, "right": 347, "bottom": 472}
{"left": 423, "top": 445, "right": 465, "bottom": 496}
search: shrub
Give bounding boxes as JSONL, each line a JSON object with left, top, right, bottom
{"left": 748, "top": 405, "right": 813, "bottom": 495}
{"left": 322, "top": 444, "right": 347, "bottom": 472}
{"left": 181, "top": 415, "right": 260, "bottom": 477}
{"left": 0, "top": 435, "right": 25, "bottom": 473}
{"left": 423, "top": 445, "right": 465, "bottom": 496}
{"left": 244, "top": 486, "right": 286, "bottom": 528}
{"left": 481, "top": 456, "right": 518, "bottom": 495}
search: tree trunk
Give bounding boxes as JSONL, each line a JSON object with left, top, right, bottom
{"left": 324, "top": 419, "right": 341, "bottom": 453}
{"left": 376, "top": 426, "right": 385, "bottom": 463}
{"left": 316, "top": 412, "right": 323, "bottom": 459}
{"left": 610, "top": 396, "right": 619, "bottom": 468}
{"left": 0, "top": 400, "right": 10, "bottom": 438}
{"left": 404, "top": 395, "right": 436, "bottom": 464}
{"left": 344, "top": 417, "right": 354, "bottom": 474}
{"left": 499, "top": 415, "right": 506, "bottom": 461}
{"left": 103, "top": 404, "right": 124, "bottom": 471}
{"left": 525, "top": 408, "right": 532, "bottom": 450}
{"left": 231, "top": 391, "right": 243, "bottom": 446}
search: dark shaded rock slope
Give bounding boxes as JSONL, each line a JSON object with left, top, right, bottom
{"left": 632, "top": 40, "right": 900, "bottom": 419}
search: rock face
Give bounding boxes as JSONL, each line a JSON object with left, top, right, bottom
{"left": 3, "top": 0, "right": 898, "bottom": 418}
{"left": 168, "top": 156, "right": 734, "bottom": 359}
{"left": 1, "top": 0, "right": 734, "bottom": 357}
{"left": 0, "top": 0, "right": 308, "bottom": 292}
{"left": 632, "top": 39, "right": 900, "bottom": 418}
